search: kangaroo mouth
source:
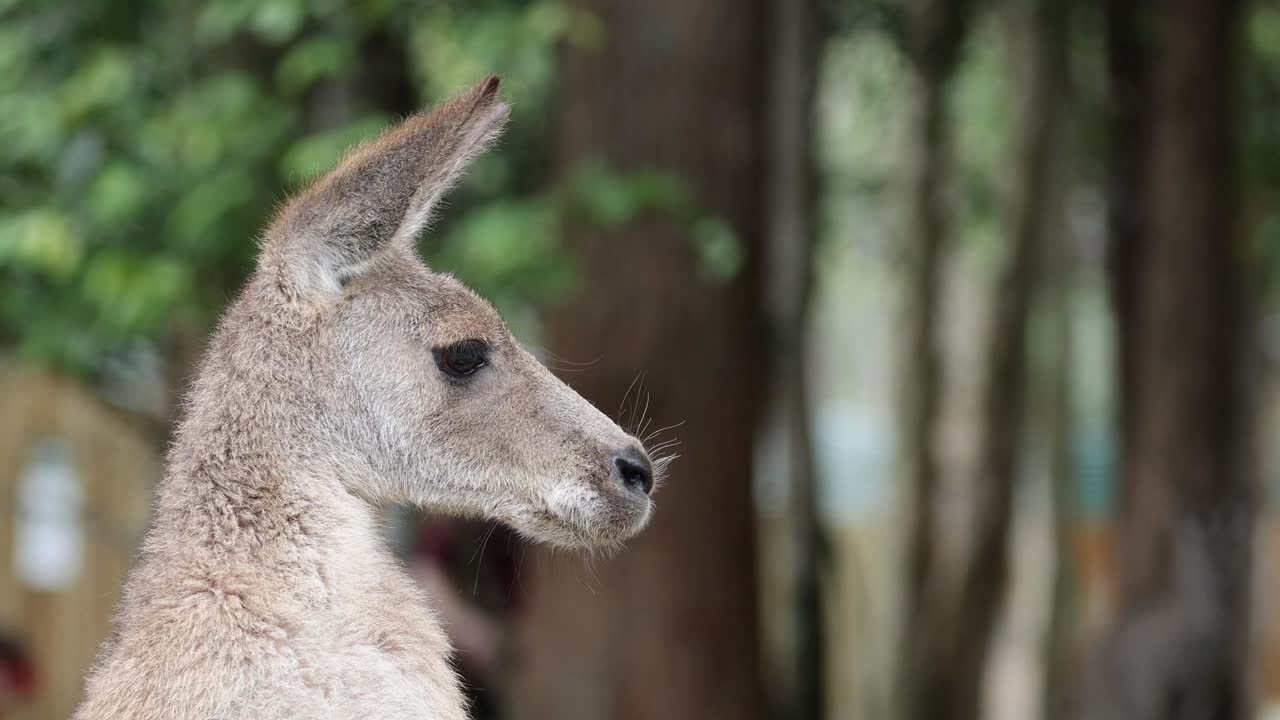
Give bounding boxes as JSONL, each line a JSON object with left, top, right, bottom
{"left": 507, "top": 482, "right": 652, "bottom": 549}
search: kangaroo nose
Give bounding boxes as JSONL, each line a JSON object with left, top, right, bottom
{"left": 613, "top": 450, "right": 654, "bottom": 495}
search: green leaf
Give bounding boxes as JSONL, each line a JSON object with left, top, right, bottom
{"left": 566, "top": 161, "right": 692, "bottom": 227}
{"left": 275, "top": 36, "right": 354, "bottom": 95}
{"left": 166, "top": 169, "right": 257, "bottom": 253}
{"left": 251, "top": 0, "right": 307, "bottom": 45}
{"left": 195, "top": 0, "right": 258, "bottom": 47}
{"left": 0, "top": 91, "right": 65, "bottom": 164}
{"left": 0, "top": 208, "right": 84, "bottom": 280}
{"left": 59, "top": 47, "right": 135, "bottom": 121}
{"left": 88, "top": 162, "right": 148, "bottom": 227}
{"left": 690, "top": 217, "right": 743, "bottom": 283}
{"left": 430, "top": 198, "right": 575, "bottom": 303}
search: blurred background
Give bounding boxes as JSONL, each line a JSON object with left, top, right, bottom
{"left": 0, "top": 0, "right": 1277, "bottom": 719}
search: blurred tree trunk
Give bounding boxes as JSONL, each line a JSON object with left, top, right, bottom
{"left": 1044, "top": 156, "right": 1078, "bottom": 720}
{"left": 761, "top": 0, "right": 826, "bottom": 717}
{"left": 893, "top": 0, "right": 974, "bottom": 713}
{"left": 908, "top": 1, "right": 1070, "bottom": 719}
{"left": 1102, "top": 0, "right": 1149, "bottom": 477}
{"left": 509, "top": 1, "right": 768, "bottom": 719}
{"left": 1080, "top": 0, "right": 1253, "bottom": 718}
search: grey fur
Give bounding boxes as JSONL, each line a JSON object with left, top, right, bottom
{"left": 74, "top": 77, "right": 655, "bottom": 720}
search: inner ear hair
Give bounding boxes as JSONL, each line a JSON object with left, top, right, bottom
{"left": 263, "top": 76, "right": 510, "bottom": 298}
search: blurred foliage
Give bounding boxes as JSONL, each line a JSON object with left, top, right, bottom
{"left": 950, "top": 19, "right": 1013, "bottom": 267}
{"left": 1246, "top": 1, "right": 1280, "bottom": 300}
{"left": 816, "top": 16, "right": 1011, "bottom": 268}
{"left": 0, "top": 0, "right": 734, "bottom": 377}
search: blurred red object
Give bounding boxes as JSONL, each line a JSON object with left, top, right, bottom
{"left": 0, "top": 633, "right": 36, "bottom": 712}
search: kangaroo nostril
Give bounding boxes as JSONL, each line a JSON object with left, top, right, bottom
{"left": 613, "top": 451, "right": 654, "bottom": 495}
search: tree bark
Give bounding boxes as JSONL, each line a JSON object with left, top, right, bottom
{"left": 508, "top": 2, "right": 768, "bottom": 719}
{"left": 1045, "top": 154, "right": 1078, "bottom": 720}
{"left": 762, "top": 0, "right": 825, "bottom": 717}
{"left": 1080, "top": 0, "right": 1253, "bottom": 718}
{"left": 1102, "top": 0, "right": 1150, "bottom": 496}
{"left": 909, "top": 1, "right": 1070, "bottom": 719}
{"left": 893, "top": 0, "right": 974, "bottom": 715}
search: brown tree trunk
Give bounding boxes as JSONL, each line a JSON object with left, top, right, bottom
{"left": 944, "top": 1, "right": 1071, "bottom": 718}
{"left": 762, "top": 0, "right": 825, "bottom": 717}
{"left": 1044, "top": 280, "right": 1078, "bottom": 720}
{"left": 894, "top": 0, "right": 975, "bottom": 715}
{"left": 1080, "top": 0, "right": 1253, "bottom": 718}
{"left": 1103, "top": 0, "right": 1150, "bottom": 486}
{"left": 508, "top": 1, "right": 768, "bottom": 719}
{"left": 1044, "top": 150, "right": 1078, "bottom": 720}
{"left": 901, "top": 1, "right": 1070, "bottom": 712}
{"left": 905, "top": 1, "right": 1069, "bottom": 718}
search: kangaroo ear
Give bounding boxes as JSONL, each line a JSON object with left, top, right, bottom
{"left": 264, "top": 76, "right": 509, "bottom": 296}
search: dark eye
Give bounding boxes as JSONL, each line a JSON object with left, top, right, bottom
{"left": 434, "top": 340, "right": 489, "bottom": 378}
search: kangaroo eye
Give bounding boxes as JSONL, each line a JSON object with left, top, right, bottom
{"left": 434, "top": 340, "right": 488, "bottom": 378}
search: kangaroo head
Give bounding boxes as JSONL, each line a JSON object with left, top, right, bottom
{"left": 249, "top": 77, "right": 655, "bottom": 548}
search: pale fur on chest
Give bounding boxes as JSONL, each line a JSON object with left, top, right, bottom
{"left": 222, "top": 572, "right": 466, "bottom": 720}
{"left": 75, "top": 470, "right": 467, "bottom": 720}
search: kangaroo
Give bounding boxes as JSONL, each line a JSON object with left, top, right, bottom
{"left": 74, "top": 76, "right": 658, "bottom": 720}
